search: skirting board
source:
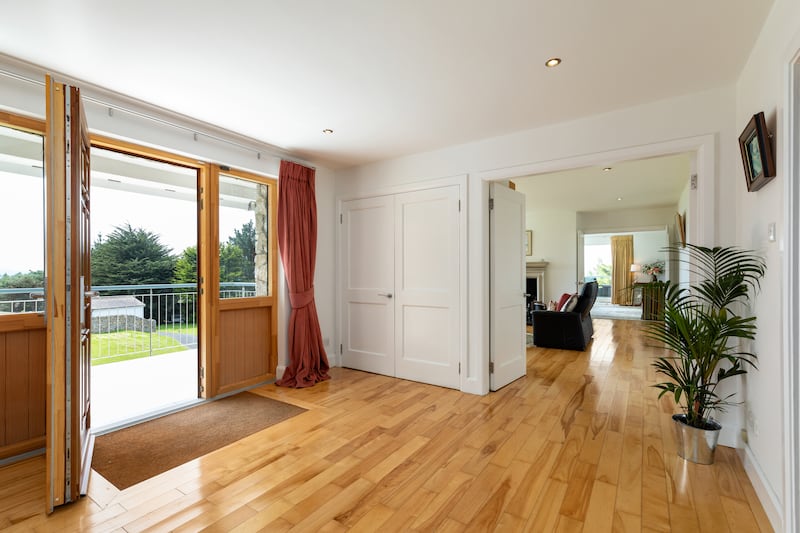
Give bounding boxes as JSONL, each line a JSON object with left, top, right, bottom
{"left": 740, "top": 445, "right": 783, "bottom": 532}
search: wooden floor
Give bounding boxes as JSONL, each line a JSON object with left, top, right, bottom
{"left": 0, "top": 319, "right": 772, "bottom": 532}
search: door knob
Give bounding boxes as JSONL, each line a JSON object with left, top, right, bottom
{"left": 378, "top": 292, "right": 393, "bottom": 298}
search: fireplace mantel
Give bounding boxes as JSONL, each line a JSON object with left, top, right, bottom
{"left": 526, "top": 262, "right": 549, "bottom": 303}
{"left": 526, "top": 261, "right": 549, "bottom": 273}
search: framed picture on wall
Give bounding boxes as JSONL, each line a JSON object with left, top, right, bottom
{"left": 738, "top": 111, "right": 776, "bottom": 192}
{"left": 675, "top": 211, "right": 686, "bottom": 247}
{"left": 525, "top": 230, "right": 533, "bottom": 256}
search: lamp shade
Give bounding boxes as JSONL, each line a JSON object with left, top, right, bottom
{"left": 630, "top": 264, "right": 642, "bottom": 273}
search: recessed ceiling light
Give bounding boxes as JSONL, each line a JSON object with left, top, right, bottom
{"left": 603, "top": 167, "right": 612, "bottom": 172}
{"left": 545, "top": 57, "right": 562, "bottom": 68}
{"left": 322, "top": 128, "right": 334, "bottom": 134}
{"left": 617, "top": 197, "right": 623, "bottom": 201}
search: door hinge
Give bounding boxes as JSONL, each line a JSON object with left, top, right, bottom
{"left": 199, "top": 367, "right": 205, "bottom": 379}
{"left": 340, "top": 343, "right": 343, "bottom": 355}
{"left": 340, "top": 213, "right": 343, "bottom": 224}
{"left": 690, "top": 173, "right": 698, "bottom": 190}
{"left": 458, "top": 362, "right": 461, "bottom": 374}
{"left": 458, "top": 199, "right": 461, "bottom": 212}
{"left": 489, "top": 361, "right": 495, "bottom": 373}
{"left": 489, "top": 198, "right": 494, "bottom": 210}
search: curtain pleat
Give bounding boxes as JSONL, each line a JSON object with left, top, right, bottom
{"left": 275, "top": 160, "right": 330, "bottom": 388}
{"left": 611, "top": 235, "right": 634, "bottom": 305}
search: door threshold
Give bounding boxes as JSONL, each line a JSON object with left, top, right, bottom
{"left": 91, "top": 398, "right": 204, "bottom": 436}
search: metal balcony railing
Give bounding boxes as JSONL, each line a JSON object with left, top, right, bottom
{"left": 0, "top": 282, "right": 256, "bottom": 364}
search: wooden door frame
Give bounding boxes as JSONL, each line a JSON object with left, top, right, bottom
{"left": 89, "top": 136, "right": 211, "bottom": 397}
{"left": 44, "top": 76, "right": 69, "bottom": 510}
{"left": 0, "top": 112, "right": 47, "bottom": 462}
{"left": 209, "top": 167, "right": 278, "bottom": 397}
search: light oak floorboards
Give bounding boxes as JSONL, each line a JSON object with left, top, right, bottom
{"left": 0, "top": 319, "right": 772, "bottom": 531}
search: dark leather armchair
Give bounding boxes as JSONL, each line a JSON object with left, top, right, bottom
{"left": 532, "top": 281, "right": 598, "bottom": 351}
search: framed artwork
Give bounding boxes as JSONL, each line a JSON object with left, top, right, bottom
{"left": 525, "top": 230, "right": 533, "bottom": 256}
{"left": 738, "top": 111, "right": 776, "bottom": 192}
{"left": 675, "top": 211, "right": 686, "bottom": 247}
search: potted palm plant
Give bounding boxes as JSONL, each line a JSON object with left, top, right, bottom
{"left": 647, "top": 244, "right": 766, "bottom": 464}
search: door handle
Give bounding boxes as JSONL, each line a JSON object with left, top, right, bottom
{"left": 378, "top": 292, "right": 393, "bottom": 298}
{"left": 85, "top": 290, "right": 99, "bottom": 299}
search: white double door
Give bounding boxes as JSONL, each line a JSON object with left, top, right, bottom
{"left": 341, "top": 186, "right": 461, "bottom": 389}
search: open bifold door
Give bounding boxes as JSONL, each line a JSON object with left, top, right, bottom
{"left": 44, "top": 76, "right": 93, "bottom": 511}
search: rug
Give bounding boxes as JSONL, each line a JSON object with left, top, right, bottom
{"left": 591, "top": 301, "right": 643, "bottom": 321}
{"left": 92, "top": 391, "right": 306, "bottom": 490}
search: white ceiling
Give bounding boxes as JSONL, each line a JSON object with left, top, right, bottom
{"left": 0, "top": 1, "right": 772, "bottom": 170}
{"left": 514, "top": 152, "right": 691, "bottom": 212}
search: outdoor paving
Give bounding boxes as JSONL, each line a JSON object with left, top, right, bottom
{"left": 91, "top": 349, "right": 199, "bottom": 431}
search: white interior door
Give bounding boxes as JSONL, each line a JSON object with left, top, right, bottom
{"left": 341, "top": 196, "right": 395, "bottom": 376}
{"left": 490, "top": 182, "right": 527, "bottom": 390}
{"left": 394, "top": 186, "right": 460, "bottom": 388}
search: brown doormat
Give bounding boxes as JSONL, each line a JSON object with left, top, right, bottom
{"left": 92, "top": 391, "right": 305, "bottom": 490}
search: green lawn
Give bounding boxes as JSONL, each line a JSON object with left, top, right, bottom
{"left": 158, "top": 324, "right": 198, "bottom": 336}
{"left": 91, "top": 330, "right": 188, "bottom": 366}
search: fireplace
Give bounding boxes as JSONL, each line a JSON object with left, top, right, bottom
{"left": 525, "top": 261, "right": 548, "bottom": 302}
{"left": 525, "top": 261, "right": 548, "bottom": 325}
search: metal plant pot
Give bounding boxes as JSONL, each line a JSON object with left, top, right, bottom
{"left": 672, "top": 414, "right": 722, "bottom": 464}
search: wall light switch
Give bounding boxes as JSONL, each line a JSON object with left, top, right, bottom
{"left": 768, "top": 222, "right": 776, "bottom": 242}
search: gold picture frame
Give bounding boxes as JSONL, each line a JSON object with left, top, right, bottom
{"left": 525, "top": 230, "right": 533, "bottom": 256}
{"left": 675, "top": 212, "right": 686, "bottom": 247}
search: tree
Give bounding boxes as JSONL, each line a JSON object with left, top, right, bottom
{"left": 587, "top": 261, "right": 612, "bottom": 286}
{"left": 92, "top": 223, "right": 176, "bottom": 285}
{"left": 227, "top": 221, "right": 255, "bottom": 282}
{"left": 173, "top": 246, "right": 197, "bottom": 283}
{"left": 0, "top": 270, "right": 44, "bottom": 288}
{"left": 219, "top": 242, "right": 245, "bottom": 282}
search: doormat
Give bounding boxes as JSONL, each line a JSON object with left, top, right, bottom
{"left": 92, "top": 391, "right": 306, "bottom": 490}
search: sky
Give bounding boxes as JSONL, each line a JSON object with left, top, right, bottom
{"left": 583, "top": 243, "right": 611, "bottom": 277}
{"left": 0, "top": 175, "right": 251, "bottom": 277}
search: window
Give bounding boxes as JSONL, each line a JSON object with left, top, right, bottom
{"left": 0, "top": 124, "right": 44, "bottom": 313}
{"left": 218, "top": 173, "right": 272, "bottom": 299}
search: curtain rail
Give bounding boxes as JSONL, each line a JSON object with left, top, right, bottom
{"left": 0, "top": 66, "right": 288, "bottom": 164}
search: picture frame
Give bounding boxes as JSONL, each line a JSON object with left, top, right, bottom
{"left": 738, "top": 111, "right": 776, "bottom": 192}
{"left": 525, "top": 230, "right": 533, "bottom": 256}
{"left": 675, "top": 211, "right": 686, "bottom": 247}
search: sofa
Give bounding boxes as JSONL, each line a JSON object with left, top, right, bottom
{"left": 532, "top": 281, "right": 598, "bottom": 351}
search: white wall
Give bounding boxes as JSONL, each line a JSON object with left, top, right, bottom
{"left": 734, "top": 0, "right": 800, "bottom": 528}
{"left": 525, "top": 208, "right": 577, "bottom": 302}
{"left": 633, "top": 231, "right": 668, "bottom": 279}
{"left": 577, "top": 206, "right": 675, "bottom": 233}
{"left": 336, "top": 84, "right": 736, "bottom": 396}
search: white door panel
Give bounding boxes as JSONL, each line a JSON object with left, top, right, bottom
{"left": 341, "top": 196, "right": 395, "bottom": 376}
{"left": 490, "top": 183, "right": 527, "bottom": 390}
{"left": 395, "top": 187, "right": 460, "bottom": 389}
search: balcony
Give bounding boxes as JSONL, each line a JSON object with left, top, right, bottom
{"left": 0, "top": 282, "right": 255, "bottom": 429}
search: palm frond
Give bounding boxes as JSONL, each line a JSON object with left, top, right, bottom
{"left": 646, "top": 243, "right": 765, "bottom": 429}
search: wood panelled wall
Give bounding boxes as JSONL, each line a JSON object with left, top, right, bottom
{"left": 0, "top": 327, "right": 46, "bottom": 459}
{"left": 216, "top": 307, "right": 272, "bottom": 395}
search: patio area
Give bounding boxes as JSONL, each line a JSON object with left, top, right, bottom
{"left": 91, "top": 349, "right": 200, "bottom": 431}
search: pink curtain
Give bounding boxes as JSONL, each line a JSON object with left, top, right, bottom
{"left": 275, "top": 160, "right": 331, "bottom": 388}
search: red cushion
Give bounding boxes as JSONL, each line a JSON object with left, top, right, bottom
{"left": 557, "top": 293, "right": 571, "bottom": 311}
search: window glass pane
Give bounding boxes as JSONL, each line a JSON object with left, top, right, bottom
{"left": 0, "top": 125, "right": 44, "bottom": 313}
{"left": 219, "top": 174, "right": 269, "bottom": 298}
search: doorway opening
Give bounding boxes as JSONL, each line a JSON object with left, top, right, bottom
{"left": 89, "top": 147, "right": 200, "bottom": 430}
{"left": 582, "top": 230, "right": 668, "bottom": 320}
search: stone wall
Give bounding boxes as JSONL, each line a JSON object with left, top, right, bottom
{"left": 92, "top": 314, "right": 157, "bottom": 334}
